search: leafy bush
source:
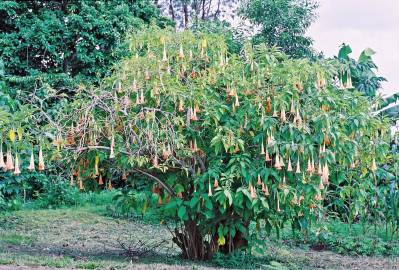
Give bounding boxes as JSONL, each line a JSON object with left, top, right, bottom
{"left": 34, "top": 179, "right": 80, "bottom": 209}
{"left": 46, "top": 26, "right": 389, "bottom": 260}
{"left": 0, "top": 195, "right": 23, "bottom": 211}
{"left": 212, "top": 251, "right": 261, "bottom": 269}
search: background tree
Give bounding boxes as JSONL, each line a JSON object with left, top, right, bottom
{"left": 240, "top": 0, "right": 318, "bottom": 58}
{"left": 0, "top": 0, "right": 171, "bottom": 90}
{"left": 337, "top": 44, "right": 386, "bottom": 98}
{"left": 155, "top": 0, "right": 238, "bottom": 28}
{"left": 337, "top": 44, "right": 398, "bottom": 125}
{"left": 0, "top": 0, "right": 171, "bottom": 205}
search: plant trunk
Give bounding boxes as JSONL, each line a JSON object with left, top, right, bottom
{"left": 172, "top": 220, "right": 248, "bottom": 260}
{"left": 172, "top": 220, "right": 214, "bottom": 260}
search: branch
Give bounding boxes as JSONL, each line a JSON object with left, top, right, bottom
{"left": 68, "top": 145, "right": 176, "bottom": 196}
{"left": 71, "top": 145, "right": 133, "bottom": 156}
{"left": 132, "top": 168, "right": 176, "bottom": 196}
{"left": 194, "top": 155, "right": 206, "bottom": 173}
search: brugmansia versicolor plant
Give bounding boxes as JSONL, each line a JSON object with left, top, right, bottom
{"left": 51, "top": 26, "right": 389, "bottom": 259}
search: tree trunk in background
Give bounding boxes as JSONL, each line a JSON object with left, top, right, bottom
{"left": 214, "top": 0, "right": 221, "bottom": 20}
{"left": 169, "top": 0, "right": 175, "bottom": 22}
{"left": 183, "top": 3, "right": 189, "bottom": 28}
{"left": 201, "top": 0, "right": 206, "bottom": 20}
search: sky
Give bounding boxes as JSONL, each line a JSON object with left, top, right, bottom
{"left": 306, "top": 0, "right": 399, "bottom": 97}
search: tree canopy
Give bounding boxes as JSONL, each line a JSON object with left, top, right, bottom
{"left": 0, "top": 0, "right": 171, "bottom": 85}
{"left": 240, "top": 0, "right": 318, "bottom": 58}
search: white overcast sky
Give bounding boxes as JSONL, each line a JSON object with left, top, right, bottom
{"left": 306, "top": 0, "right": 399, "bottom": 96}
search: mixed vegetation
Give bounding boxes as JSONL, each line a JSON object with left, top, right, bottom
{"left": 0, "top": 0, "right": 398, "bottom": 269}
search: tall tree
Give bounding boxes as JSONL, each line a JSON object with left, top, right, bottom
{"left": 240, "top": 0, "right": 318, "bottom": 58}
{"left": 155, "top": 0, "right": 237, "bottom": 28}
{"left": 0, "top": 0, "right": 171, "bottom": 86}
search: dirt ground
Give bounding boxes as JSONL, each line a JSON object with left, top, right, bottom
{"left": 0, "top": 207, "right": 398, "bottom": 270}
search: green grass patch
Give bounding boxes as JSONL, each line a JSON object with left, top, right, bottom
{"left": 76, "top": 261, "right": 103, "bottom": 269}
{"left": 40, "top": 256, "right": 74, "bottom": 268}
{"left": 0, "top": 254, "right": 73, "bottom": 269}
{"left": 0, "top": 258, "right": 12, "bottom": 265}
{"left": 0, "top": 233, "right": 34, "bottom": 245}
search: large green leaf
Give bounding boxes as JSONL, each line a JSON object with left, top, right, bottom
{"left": 358, "top": 47, "right": 376, "bottom": 63}
{"left": 338, "top": 44, "right": 352, "bottom": 60}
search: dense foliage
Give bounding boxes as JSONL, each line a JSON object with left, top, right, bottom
{"left": 240, "top": 0, "right": 318, "bottom": 58}
{"left": 40, "top": 27, "right": 390, "bottom": 259}
{"left": 337, "top": 44, "right": 386, "bottom": 98}
{"left": 0, "top": 0, "right": 171, "bottom": 206}
{"left": 0, "top": 0, "right": 169, "bottom": 83}
{"left": 0, "top": 89, "right": 46, "bottom": 205}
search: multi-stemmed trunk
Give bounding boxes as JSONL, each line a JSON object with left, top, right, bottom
{"left": 172, "top": 220, "right": 248, "bottom": 260}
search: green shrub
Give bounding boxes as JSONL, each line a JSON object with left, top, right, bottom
{"left": 52, "top": 26, "right": 390, "bottom": 260}
{"left": 212, "top": 251, "right": 260, "bottom": 269}
{"left": 35, "top": 180, "right": 80, "bottom": 209}
{"left": 0, "top": 196, "right": 23, "bottom": 211}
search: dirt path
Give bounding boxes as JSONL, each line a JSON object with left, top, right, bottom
{"left": 0, "top": 207, "right": 398, "bottom": 270}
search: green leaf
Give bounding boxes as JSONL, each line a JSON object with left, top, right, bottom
{"left": 178, "top": 205, "right": 187, "bottom": 220}
{"left": 189, "top": 196, "right": 199, "bottom": 208}
{"left": 205, "top": 199, "right": 213, "bottom": 210}
{"left": 338, "top": 44, "right": 352, "bottom": 60}
{"left": 224, "top": 190, "right": 233, "bottom": 206}
{"left": 358, "top": 47, "right": 376, "bottom": 63}
{"left": 174, "top": 184, "right": 184, "bottom": 193}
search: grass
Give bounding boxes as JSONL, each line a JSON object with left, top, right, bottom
{"left": 0, "top": 258, "right": 12, "bottom": 265}
{"left": 0, "top": 233, "right": 35, "bottom": 246}
{"left": 0, "top": 191, "right": 398, "bottom": 269}
{"left": 260, "top": 218, "right": 399, "bottom": 257}
{"left": 0, "top": 254, "right": 74, "bottom": 268}
{"left": 76, "top": 262, "right": 102, "bottom": 269}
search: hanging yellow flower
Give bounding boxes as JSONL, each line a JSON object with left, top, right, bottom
{"left": 94, "top": 155, "right": 100, "bottom": 176}
{"left": 14, "top": 154, "right": 20, "bottom": 175}
{"left": 38, "top": 146, "right": 45, "bottom": 171}
{"left": 178, "top": 44, "right": 185, "bottom": 59}
{"left": 287, "top": 157, "right": 293, "bottom": 172}
{"left": 28, "top": 151, "right": 35, "bottom": 171}
{"left": 0, "top": 147, "right": 5, "bottom": 169}
{"left": 295, "top": 159, "right": 301, "bottom": 174}
{"left": 6, "top": 149, "right": 14, "bottom": 171}
{"left": 208, "top": 180, "right": 212, "bottom": 196}
{"left": 257, "top": 174, "right": 262, "bottom": 186}
{"left": 371, "top": 158, "right": 377, "bottom": 172}
{"left": 214, "top": 179, "right": 219, "bottom": 188}
{"left": 110, "top": 136, "right": 115, "bottom": 159}
{"left": 9, "top": 129, "right": 16, "bottom": 143}
{"left": 98, "top": 174, "right": 104, "bottom": 185}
